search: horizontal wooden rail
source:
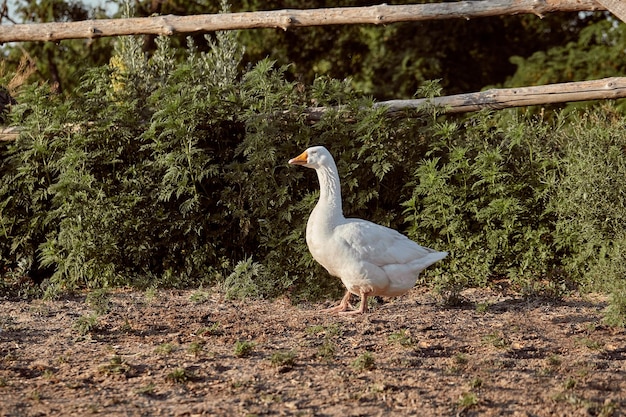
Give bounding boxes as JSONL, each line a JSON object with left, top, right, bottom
{"left": 2, "top": 77, "right": 625, "bottom": 141}
{"left": 0, "top": 0, "right": 605, "bottom": 43}
{"left": 307, "top": 77, "right": 626, "bottom": 119}
{"left": 378, "top": 76, "right": 626, "bottom": 114}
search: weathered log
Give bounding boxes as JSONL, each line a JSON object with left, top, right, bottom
{"left": 381, "top": 77, "right": 626, "bottom": 114}
{"left": 0, "top": 126, "right": 21, "bottom": 142}
{"left": 0, "top": 0, "right": 605, "bottom": 43}
{"left": 308, "top": 77, "right": 626, "bottom": 119}
{"left": 596, "top": 0, "right": 626, "bottom": 23}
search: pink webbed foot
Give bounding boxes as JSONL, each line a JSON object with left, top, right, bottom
{"left": 338, "top": 293, "right": 369, "bottom": 315}
{"left": 321, "top": 291, "right": 370, "bottom": 315}
{"left": 321, "top": 291, "right": 353, "bottom": 313}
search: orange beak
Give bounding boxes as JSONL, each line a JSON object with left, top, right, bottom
{"left": 288, "top": 150, "right": 308, "bottom": 165}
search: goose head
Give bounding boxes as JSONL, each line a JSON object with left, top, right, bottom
{"left": 288, "top": 146, "right": 333, "bottom": 170}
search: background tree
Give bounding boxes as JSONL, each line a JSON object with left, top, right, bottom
{"left": 505, "top": 14, "right": 626, "bottom": 87}
{"left": 1, "top": 0, "right": 113, "bottom": 95}
{"left": 236, "top": 0, "right": 602, "bottom": 99}
{"left": 1, "top": 1, "right": 618, "bottom": 100}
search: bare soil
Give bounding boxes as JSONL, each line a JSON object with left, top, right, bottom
{"left": 0, "top": 287, "right": 625, "bottom": 416}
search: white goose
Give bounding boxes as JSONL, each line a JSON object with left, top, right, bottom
{"left": 289, "top": 146, "right": 447, "bottom": 314}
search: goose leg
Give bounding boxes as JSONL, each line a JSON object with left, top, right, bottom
{"left": 321, "top": 291, "right": 353, "bottom": 313}
{"left": 339, "top": 291, "right": 369, "bottom": 315}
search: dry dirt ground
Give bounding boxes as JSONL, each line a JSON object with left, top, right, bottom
{"left": 1, "top": 287, "right": 625, "bottom": 416}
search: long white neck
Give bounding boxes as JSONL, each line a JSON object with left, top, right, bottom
{"left": 314, "top": 160, "right": 344, "bottom": 223}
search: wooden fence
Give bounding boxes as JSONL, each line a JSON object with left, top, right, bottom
{"left": 1, "top": 0, "right": 625, "bottom": 141}
{"left": 0, "top": 0, "right": 611, "bottom": 42}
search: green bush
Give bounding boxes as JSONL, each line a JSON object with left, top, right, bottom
{"left": 401, "top": 110, "right": 564, "bottom": 299}
{"left": 0, "top": 30, "right": 433, "bottom": 300}
{"left": 549, "top": 107, "right": 626, "bottom": 319}
{"left": 1, "top": 26, "right": 625, "bottom": 326}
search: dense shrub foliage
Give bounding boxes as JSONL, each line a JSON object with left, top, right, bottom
{"left": 1, "top": 31, "right": 626, "bottom": 324}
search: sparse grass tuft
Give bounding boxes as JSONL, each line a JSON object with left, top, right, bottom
{"left": 187, "top": 341, "right": 205, "bottom": 356}
{"left": 98, "top": 355, "right": 131, "bottom": 376}
{"left": 546, "top": 354, "right": 562, "bottom": 368}
{"left": 470, "top": 377, "right": 483, "bottom": 389}
{"left": 189, "top": 290, "right": 211, "bottom": 304}
{"left": 270, "top": 350, "right": 297, "bottom": 368}
{"left": 577, "top": 337, "right": 603, "bottom": 351}
{"left": 73, "top": 313, "right": 99, "bottom": 336}
{"left": 539, "top": 354, "right": 563, "bottom": 376}
{"left": 475, "top": 302, "right": 490, "bottom": 314}
{"left": 481, "top": 332, "right": 510, "bottom": 349}
{"left": 454, "top": 353, "right": 469, "bottom": 366}
{"left": 307, "top": 324, "right": 342, "bottom": 361}
{"left": 197, "top": 322, "right": 222, "bottom": 336}
{"left": 317, "top": 339, "right": 336, "bottom": 361}
{"left": 155, "top": 343, "right": 177, "bottom": 356}
{"left": 233, "top": 341, "right": 255, "bottom": 358}
{"left": 457, "top": 391, "right": 479, "bottom": 410}
{"left": 136, "top": 383, "right": 156, "bottom": 396}
{"left": 597, "top": 399, "right": 617, "bottom": 417}
{"left": 86, "top": 288, "right": 112, "bottom": 315}
{"left": 351, "top": 352, "right": 375, "bottom": 372}
{"left": 144, "top": 287, "right": 157, "bottom": 302}
{"left": 388, "top": 329, "right": 413, "bottom": 347}
{"left": 447, "top": 352, "right": 470, "bottom": 374}
{"left": 305, "top": 325, "right": 325, "bottom": 335}
{"left": 166, "top": 368, "right": 193, "bottom": 384}
{"left": 309, "top": 323, "right": 342, "bottom": 337}
{"left": 564, "top": 377, "right": 577, "bottom": 390}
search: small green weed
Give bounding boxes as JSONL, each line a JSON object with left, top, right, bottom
{"left": 234, "top": 341, "right": 255, "bottom": 358}
{"left": 539, "top": 354, "right": 563, "bottom": 376}
{"left": 317, "top": 339, "right": 336, "bottom": 361}
{"left": 305, "top": 325, "right": 325, "bottom": 335}
{"left": 457, "top": 391, "right": 479, "bottom": 410}
{"left": 197, "top": 322, "right": 222, "bottom": 336}
{"left": 445, "top": 353, "right": 469, "bottom": 374}
{"left": 475, "top": 302, "right": 490, "bottom": 314}
{"left": 577, "top": 337, "right": 603, "bottom": 350}
{"left": 74, "top": 313, "right": 99, "bottom": 336}
{"left": 189, "top": 290, "right": 210, "bottom": 304}
{"left": 307, "top": 323, "right": 342, "bottom": 361}
{"left": 187, "top": 341, "right": 205, "bottom": 356}
{"left": 155, "top": 343, "right": 177, "bottom": 355}
{"left": 388, "top": 329, "right": 413, "bottom": 347}
{"left": 86, "top": 288, "right": 111, "bottom": 315}
{"left": 98, "top": 355, "right": 131, "bottom": 376}
{"left": 166, "top": 368, "right": 193, "bottom": 384}
{"left": 120, "top": 318, "right": 132, "bottom": 333}
{"left": 564, "top": 377, "right": 577, "bottom": 390}
{"left": 597, "top": 399, "right": 617, "bottom": 417}
{"left": 470, "top": 377, "right": 483, "bottom": 389}
{"left": 351, "top": 352, "right": 375, "bottom": 372}
{"left": 270, "top": 350, "right": 297, "bottom": 368}
{"left": 454, "top": 353, "right": 469, "bottom": 366}
{"left": 223, "top": 258, "right": 273, "bottom": 299}
{"left": 311, "top": 323, "right": 342, "bottom": 337}
{"left": 29, "top": 389, "right": 42, "bottom": 402}
{"left": 546, "top": 354, "right": 562, "bottom": 368}
{"left": 144, "top": 287, "right": 157, "bottom": 302}
{"left": 136, "top": 382, "right": 156, "bottom": 395}
{"left": 481, "top": 332, "right": 510, "bottom": 349}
